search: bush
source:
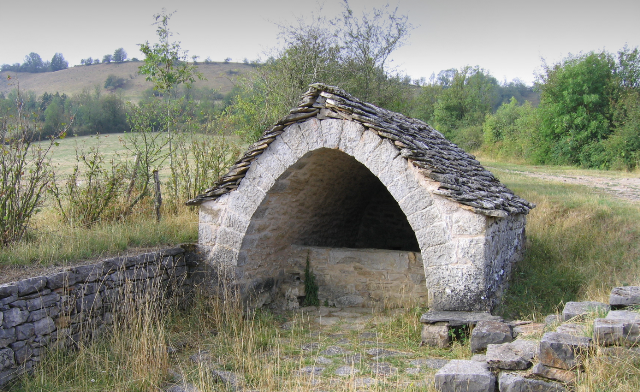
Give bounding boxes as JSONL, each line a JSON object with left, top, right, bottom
{"left": 104, "top": 74, "right": 126, "bottom": 90}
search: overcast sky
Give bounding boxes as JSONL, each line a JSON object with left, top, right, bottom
{"left": 2, "top": 0, "right": 639, "bottom": 85}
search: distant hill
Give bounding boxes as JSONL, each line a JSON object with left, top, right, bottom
{"left": 0, "top": 61, "right": 255, "bottom": 102}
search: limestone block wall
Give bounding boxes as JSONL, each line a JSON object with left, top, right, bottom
{"left": 197, "top": 117, "right": 527, "bottom": 312}
{"left": 286, "top": 246, "right": 428, "bottom": 308}
{"left": 0, "top": 246, "right": 200, "bottom": 387}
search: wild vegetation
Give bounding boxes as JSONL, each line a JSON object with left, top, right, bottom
{"left": 1, "top": 2, "right": 640, "bottom": 390}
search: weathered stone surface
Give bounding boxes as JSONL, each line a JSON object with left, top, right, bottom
{"left": 211, "top": 370, "right": 244, "bottom": 389}
{"left": 435, "top": 360, "right": 496, "bottom": 392}
{"left": 410, "top": 358, "right": 449, "bottom": 369}
{"left": 0, "top": 347, "right": 15, "bottom": 368}
{"left": 335, "top": 365, "right": 359, "bottom": 376}
{"left": 0, "top": 285, "right": 17, "bottom": 300}
{"left": 320, "top": 346, "right": 351, "bottom": 356}
{"left": 421, "top": 323, "right": 450, "bottom": 347}
{"left": 531, "top": 363, "right": 576, "bottom": 384}
{"left": 545, "top": 315, "right": 561, "bottom": 326}
{"left": 295, "top": 366, "right": 324, "bottom": 376}
{"left": 34, "top": 317, "right": 56, "bottom": 336}
{"left": 470, "top": 320, "right": 513, "bottom": 353}
{"left": 610, "top": 286, "right": 640, "bottom": 307}
{"left": 369, "top": 362, "right": 397, "bottom": 376}
{"left": 421, "top": 311, "right": 503, "bottom": 326}
{"left": 593, "top": 310, "right": 640, "bottom": 347}
{"left": 15, "top": 323, "right": 34, "bottom": 340}
{"left": 366, "top": 348, "right": 405, "bottom": 359}
{"left": 166, "top": 384, "right": 201, "bottom": 392}
{"left": 562, "top": 301, "right": 609, "bottom": 321}
{"left": 486, "top": 340, "right": 537, "bottom": 370}
{"left": 17, "top": 277, "right": 47, "bottom": 296}
{"left": 3, "top": 308, "right": 28, "bottom": 328}
{"left": 555, "top": 323, "right": 587, "bottom": 336}
{"left": 0, "top": 328, "right": 16, "bottom": 348}
{"left": 498, "top": 372, "right": 567, "bottom": 392}
{"left": 539, "top": 332, "right": 593, "bottom": 370}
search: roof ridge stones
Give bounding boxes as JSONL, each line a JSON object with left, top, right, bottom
{"left": 187, "top": 83, "right": 534, "bottom": 217}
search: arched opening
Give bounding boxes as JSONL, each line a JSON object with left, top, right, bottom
{"left": 238, "top": 148, "right": 426, "bottom": 308}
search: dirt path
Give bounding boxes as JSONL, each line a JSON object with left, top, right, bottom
{"left": 494, "top": 168, "right": 640, "bottom": 203}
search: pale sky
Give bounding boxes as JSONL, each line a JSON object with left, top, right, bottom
{"left": 2, "top": 0, "right": 639, "bottom": 85}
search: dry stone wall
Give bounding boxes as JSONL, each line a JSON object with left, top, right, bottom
{"left": 0, "top": 245, "right": 200, "bottom": 388}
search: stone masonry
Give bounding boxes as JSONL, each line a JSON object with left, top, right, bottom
{"left": 0, "top": 245, "right": 200, "bottom": 388}
{"left": 190, "top": 84, "right": 533, "bottom": 312}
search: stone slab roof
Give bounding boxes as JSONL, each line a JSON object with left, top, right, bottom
{"left": 187, "top": 83, "right": 534, "bottom": 217}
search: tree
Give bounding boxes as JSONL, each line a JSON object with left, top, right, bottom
{"left": 104, "top": 74, "right": 126, "bottom": 90}
{"left": 338, "top": 0, "right": 413, "bottom": 101}
{"left": 50, "top": 53, "right": 68, "bottom": 71}
{"left": 138, "top": 9, "right": 203, "bottom": 200}
{"left": 21, "top": 52, "right": 45, "bottom": 73}
{"left": 83, "top": 57, "right": 94, "bottom": 66}
{"left": 102, "top": 54, "right": 113, "bottom": 63}
{"left": 537, "top": 51, "right": 618, "bottom": 165}
{"left": 113, "top": 48, "right": 127, "bottom": 63}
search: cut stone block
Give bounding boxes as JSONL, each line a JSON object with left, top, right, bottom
{"left": 555, "top": 323, "right": 587, "bottom": 336}
{"left": 562, "top": 301, "right": 609, "bottom": 321}
{"left": 470, "top": 320, "right": 513, "bottom": 353}
{"left": 434, "top": 359, "right": 496, "bottom": 392}
{"left": 610, "top": 286, "right": 640, "bottom": 307}
{"left": 593, "top": 310, "right": 640, "bottom": 347}
{"left": 539, "top": 332, "right": 593, "bottom": 370}
{"left": 486, "top": 340, "right": 538, "bottom": 370}
{"left": 545, "top": 315, "right": 561, "bottom": 326}
{"left": 421, "top": 323, "right": 450, "bottom": 348}
{"left": 531, "top": 363, "right": 576, "bottom": 384}
{"left": 498, "top": 372, "right": 567, "bottom": 392}
{"left": 421, "top": 311, "right": 503, "bottom": 326}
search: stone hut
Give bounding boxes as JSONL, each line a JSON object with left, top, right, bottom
{"left": 187, "top": 84, "right": 534, "bottom": 312}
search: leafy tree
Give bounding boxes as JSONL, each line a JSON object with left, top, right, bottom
{"left": 21, "top": 52, "right": 45, "bottom": 73}
{"left": 50, "top": 53, "right": 68, "bottom": 71}
{"left": 537, "top": 51, "right": 618, "bottom": 165}
{"left": 138, "top": 9, "right": 203, "bottom": 200}
{"left": 113, "top": 48, "right": 127, "bottom": 63}
{"left": 104, "top": 74, "right": 126, "bottom": 90}
{"left": 102, "top": 54, "right": 113, "bottom": 63}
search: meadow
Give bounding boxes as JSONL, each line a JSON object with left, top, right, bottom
{"left": 2, "top": 133, "right": 640, "bottom": 390}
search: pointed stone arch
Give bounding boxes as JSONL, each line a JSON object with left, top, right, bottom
{"left": 197, "top": 117, "right": 527, "bottom": 311}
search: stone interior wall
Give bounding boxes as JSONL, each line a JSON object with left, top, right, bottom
{"left": 283, "top": 245, "right": 429, "bottom": 309}
{"left": 0, "top": 245, "right": 200, "bottom": 388}
{"left": 238, "top": 148, "right": 420, "bottom": 289}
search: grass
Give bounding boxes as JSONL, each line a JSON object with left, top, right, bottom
{"left": 0, "top": 62, "right": 254, "bottom": 103}
{"left": 3, "top": 155, "right": 640, "bottom": 390}
{"left": 486, "top": 163, "right": 640, "bottom": 319}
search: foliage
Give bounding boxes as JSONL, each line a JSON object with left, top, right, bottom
{"left": 223, "top": 1, "right": 413, "bottom": 143}
{"left": 103, "top": 74, "right": 126, "bottom": 90}
{"left": 50, "top": 53, "right": 68, "bottom": 72}
{"left": 482, "top": 98, "right": 541, "bottom": 161}
{"left": 536, "top": 51, "right": 618, "bottom": 165}
{"left": 302, "top": 255, "right": 319, "bottom": 306}
{"left": 113, "top": 47, "right": 127, "bottom": 63}
{"left": 102, "top": 54, "right": 113, "bottom": 64}
{"left": 0, "top": 87, "right": 62, "bottom": 246}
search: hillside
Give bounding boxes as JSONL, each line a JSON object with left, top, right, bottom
{"left": 0, "top": 61, "right": 255, "bottom": 102}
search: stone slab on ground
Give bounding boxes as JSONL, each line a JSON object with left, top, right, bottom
{"left": 434, "top": 359, "right": 496, "bottom": 392}
{"left": 531, "top": 363, "right": 576, "bottom": 384}
{"left": 334, "top": 365, "right": 359, "bottom": 376}
{"left": 410, "top": 358, "right": 449, "bottom": 369}
{"left": 610, "top": 286, "right": 640, "bottom": 307}
{"left": 421, "top": 311, "right": 503, "bottom": 326}
{"left": 562, "top": 301, "right": 609, "bottom": 321}
{"left": 555, "top": 323, "right": 587, "bottom": 336}
{"left": 486, "top": 340, "right": 538, "bottom": 370}
{"left": 421, "top": 323, "right": 450, "bottom": 347}
{"left": 369, "top": 362, "right": 397, "bottom": 376}
{"left": 498, "top": 372, "right": 567, "bottom": 392}
{"left": 593, "top": 310, "right": 640, "bottom": 347}
{"left": 539, "top": 332, "right": 592, "bottom": 370}
{"left": 470, "top": 320, "right": 513, "bottom": 353}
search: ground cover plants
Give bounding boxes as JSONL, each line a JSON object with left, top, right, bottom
{"left": 3, "top": 161, "right": 639, "bottom": 391}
